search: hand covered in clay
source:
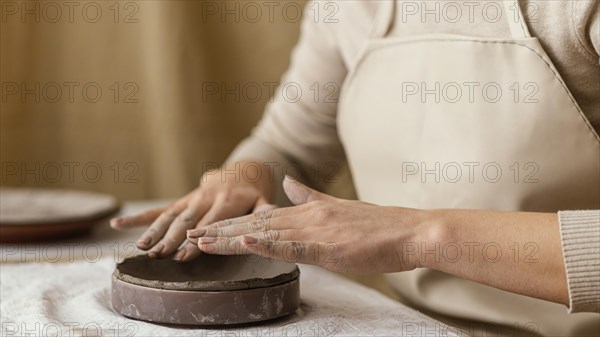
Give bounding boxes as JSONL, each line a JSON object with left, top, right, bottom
{"left": 110, "top": 161, "right": 275, "bottom": 262}
{"left": 188, "top": 176, "right": 428, "bottom": 274}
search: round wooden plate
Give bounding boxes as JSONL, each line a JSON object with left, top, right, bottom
{"left": 0, "top": 188, "right": 120, "bottom": 243}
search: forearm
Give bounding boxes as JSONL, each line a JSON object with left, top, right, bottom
{"left": 414, "top": 209, "right": 569, "bottom": 305}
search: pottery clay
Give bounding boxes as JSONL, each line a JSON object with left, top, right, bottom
{"left": 112, "top": 254, "right": 300, "bottom": 326}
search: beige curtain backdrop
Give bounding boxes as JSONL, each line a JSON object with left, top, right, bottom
{"left": 1, "top": 0, "right": 307, "bottom": 200}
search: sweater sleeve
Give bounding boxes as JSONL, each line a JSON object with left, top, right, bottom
{"left": 227, "top": 1, "right": 349, "bottom": 202}
{"left": 558, "top": 210, "right": 600, "bottom": 313}
{"left": 559, "top": 1, "right": 600, "bottom": 314}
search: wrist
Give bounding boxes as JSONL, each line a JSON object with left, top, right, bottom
{"left": 406, "top": 208, "right": 452, "bottom": 270}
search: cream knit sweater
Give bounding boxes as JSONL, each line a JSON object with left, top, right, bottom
{"left": 228, "top": 1, "right": 600, "bottom": 313}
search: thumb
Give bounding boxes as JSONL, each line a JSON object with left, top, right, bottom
{"left": 283, "top": 175, "right": 332, "bottom": 205}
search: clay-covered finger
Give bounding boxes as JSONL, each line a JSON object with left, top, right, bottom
{"left": 195, "top": 205, "right": 306, "bottom": 235}
{"left": 195, "top": 229, "right": 307, "bottom": 256}
{"left": 110, "top": 207, "right": 165, "bottom": 230}
{"left": 173, "top": 242, "right": 201, "bottom": 262}
{"left": 186, "top": 194, "right": 256, "bottom": 245}
{"left": 189, "top": 216, "right": 274, "bottom": 239}
{"left": 210, "top": 208, "right": 283, "bottom": 228}
{"left": 244, "top": 229, "right": 307, "bottom": 242}
{"left": 138, "top": 209, "right": 181, "bottom": 251}
{"left": 197, "top": 236, "right": 248, "bottom": 255}
{"left": 242, "top": 238, "right": 330, "bottom": 265}
{"left": 182, "top": 205, "right": 227, "bottom": 248}
{"left": 134, "top": 194, "right": 193, "bottom": 249}
{"left": 138, "top": 212, "right": 177, "bottom": 249}
{"left": 148, "top": 212, "right": 197, "bottom": 258}
{"left": 149, "top": 195, "right": 213, "bottom": 258}
{"left": 202, "top": 218, "right": 280, "bottom": 238}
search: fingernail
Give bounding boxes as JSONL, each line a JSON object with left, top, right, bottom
{"left": 148, "top": 243, "right": 164, "bottom": 258}
{"left": 173, "top": 250, "right": 186, "bottom": 261}
{"left": 242, "top": 235, "right": 258, "bottom": 245}
{"left": 187, "top": 228, "right": 206, "bottom": 238}
{"left": 110, "top": 218, "right": 122, "bottom": 227}
{"left": 284, "top": 175, "right": 297, "bottom": 182}
{"left": 198, "top": 237, "right": 218, "bottom": 244}
{"left": 137, "top": 236, "right": 151, "bottom": 247}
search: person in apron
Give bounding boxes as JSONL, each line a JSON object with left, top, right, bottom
{"left": 112, "top": 1, "right": 599, "bottom": 335}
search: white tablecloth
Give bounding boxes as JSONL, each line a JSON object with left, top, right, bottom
{"left": 1, "top": 201, "right": 465, "bottom": 336}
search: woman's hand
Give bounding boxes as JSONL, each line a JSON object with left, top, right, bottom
{"left": 110, "top": 161, "right": 276, "bottom": 262}
{"left": 182, "top": 175, "right": 569, "bottom": 305}
{"left": 187, "top": 176, "right": 431, "bottom": 274}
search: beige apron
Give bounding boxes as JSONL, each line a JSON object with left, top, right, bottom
{"left": 337, "top": 1, "right": 600, "bottom": 336}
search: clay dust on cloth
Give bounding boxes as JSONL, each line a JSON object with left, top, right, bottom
{"left": 1, "top": 258, "right": 465, "bottom": 336}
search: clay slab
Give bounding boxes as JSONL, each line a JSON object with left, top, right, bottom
{"left": 114, "top": 254, "right": 299, "bottom": 291}
{"left": 112, "top": 254, "right": 301, "bottom": 326}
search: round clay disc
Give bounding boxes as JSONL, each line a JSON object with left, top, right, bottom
{"left": 112, "top": 254, "right": 301, "bottom": 326}
{"left": 0, "top": 188, "right": 119, "bottom": 242}
{"left": 114, "top": 254, "right": 299, "bottom": 291}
